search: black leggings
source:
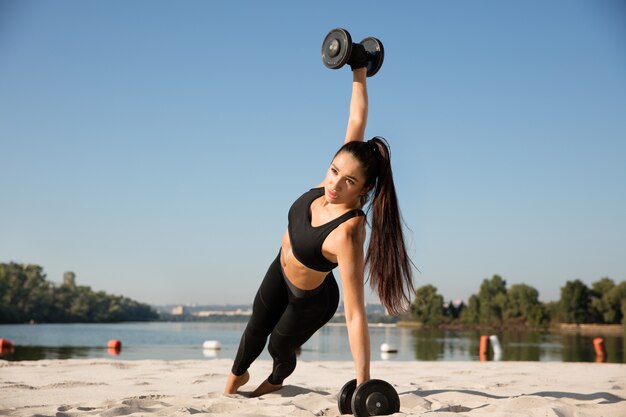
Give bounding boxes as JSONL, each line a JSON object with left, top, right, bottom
{"left": 231, "top": 251, "right": 340, "bottom": 385}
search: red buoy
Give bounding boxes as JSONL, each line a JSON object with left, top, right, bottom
{"left": 0, "top": 339, "right": 14, "bottom": 349}
{"left": 108, "top": 347, "right": 121, "bottom": 356}
{"left": 107, "top": 339, "right": 122, "bottom": 350}
{"left": 0, "top": 338, "right": 15, "bottom": 356}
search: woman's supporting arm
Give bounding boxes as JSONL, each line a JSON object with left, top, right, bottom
{"left": 336, "top": 220, "right": 371, "bottom": 385}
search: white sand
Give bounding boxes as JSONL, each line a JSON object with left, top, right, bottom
{"left": 1, "top": 359, "right": 625, "bottom": 416}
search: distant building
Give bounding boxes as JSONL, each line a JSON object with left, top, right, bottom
{"left": 193, "top": 308, "right": 252, "bottom": 317}
{"left": 171, "top": 305, "right": 187, "bottom": 315}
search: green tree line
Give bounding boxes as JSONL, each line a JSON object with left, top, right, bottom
{"left": 0, "top": 263, "right": 159, "bottom": 323}
{"left": 411, "top": 275, "right": 626, "bottom": 328}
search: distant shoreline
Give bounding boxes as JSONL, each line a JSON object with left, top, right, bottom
{"left": 554, "top": 323, "right": 625, "bottom": 334}
{"left": 395, "top": 320, "right": 625, "bottom": 334}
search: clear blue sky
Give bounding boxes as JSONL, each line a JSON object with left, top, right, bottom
{"left": 1, "top": 0, "right": 625, "bottom": 307}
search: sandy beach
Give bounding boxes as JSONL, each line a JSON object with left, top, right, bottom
{"left": 1, "top": 359, "right": 625, "bottom": 417}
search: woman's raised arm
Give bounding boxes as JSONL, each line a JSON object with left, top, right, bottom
{"left": 344, "top": 67, "right": 368, "bottom": 144}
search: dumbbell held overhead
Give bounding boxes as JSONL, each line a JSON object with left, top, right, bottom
{"left": 321, "top": 28, "right": 385, "bottom": 77}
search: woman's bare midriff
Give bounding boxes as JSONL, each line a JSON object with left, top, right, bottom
{"left": 280, "top": 229, "right": 332, "bottom": 290}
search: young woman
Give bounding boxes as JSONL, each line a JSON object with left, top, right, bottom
{"left": 224, "top": 44, "right": 415, "bottom": 397}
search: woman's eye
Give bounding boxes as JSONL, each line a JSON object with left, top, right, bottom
{"left": 347, "top": 179, "right": 354, "bottom": 185}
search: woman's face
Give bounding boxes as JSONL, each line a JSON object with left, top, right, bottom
{"left": 324, "top": 151, "right": 368, "bottom": 206}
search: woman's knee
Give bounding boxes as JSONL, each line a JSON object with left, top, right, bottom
{"left": 268, "top": 335, "right": 292, "bottom": 359}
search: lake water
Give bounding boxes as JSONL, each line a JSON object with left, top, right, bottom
{"left": 0, "top": 322, "right": 624, "bottom": 363}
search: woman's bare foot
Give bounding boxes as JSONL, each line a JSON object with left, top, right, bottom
{"left": 250, "top": 379, "right": 282, "bottom": 397}
{"left": 224, "top": 371, "right": 250, "bottom": 394}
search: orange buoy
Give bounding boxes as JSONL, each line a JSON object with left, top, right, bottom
{"left": 107, "top": 339, "right": 122, "bottom": 350}
{"left": 479, "top": 335, "right": 490, "bottom": 361}
{"left": 593, "top": 337, "right": 606, "bottom": 362}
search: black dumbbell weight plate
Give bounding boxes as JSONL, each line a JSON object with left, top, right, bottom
{"left": 360, "top": 37, "right": 384, "bottom": 77}
{"left": 351, "top": 379, "right": 400, "bottom": 416}
{"left": 322, "top": 28, "right": 352, "bottom": 69}
{"left": 338, "top": 379, "right": 357, "bottom": 415}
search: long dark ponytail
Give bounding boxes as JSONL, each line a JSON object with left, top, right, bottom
{"left": 335, "top": 137, "right": 416, "bottom": 315}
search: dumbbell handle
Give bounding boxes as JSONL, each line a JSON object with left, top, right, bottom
{"left": 347, "top": 43, "right": 368, "bottom": 71}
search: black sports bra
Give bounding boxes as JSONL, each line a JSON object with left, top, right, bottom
{"left": 287, "top": 187, "right": 365, "bottom": 272}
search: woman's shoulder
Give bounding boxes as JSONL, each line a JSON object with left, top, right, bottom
{"left": 335, "top": 213, "right": 366, "bottom": 244}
